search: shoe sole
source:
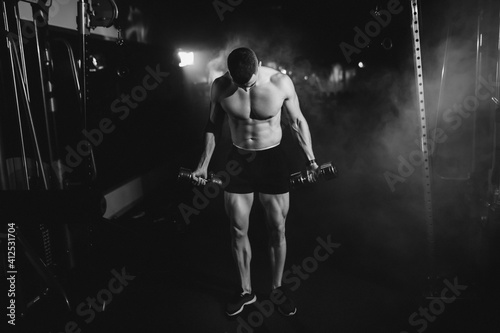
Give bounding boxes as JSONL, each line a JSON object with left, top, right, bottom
{"left": 226, "top": 295, "right": 257, "bottom": 317}
{"left": 278, "top": 306, "right": 297, "bottom": 317}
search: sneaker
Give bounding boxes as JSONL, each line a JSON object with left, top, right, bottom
{"left": 271, "top": 286, "right": 297, "bottom": 316}
{"left": 226, "top": 290, "right": 257, "bottom": 316}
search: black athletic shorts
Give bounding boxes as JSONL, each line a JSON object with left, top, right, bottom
{"left": 224, "top": 144, "right": 290, "bottom": 194}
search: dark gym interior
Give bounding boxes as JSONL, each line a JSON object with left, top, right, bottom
{"left": 1, "top": 1, "right": 500, "bottom": 332}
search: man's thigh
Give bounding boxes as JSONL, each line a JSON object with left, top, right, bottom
{"left": 259, "top": 192, "right": 290, "bottom": 227}
{"left": 224, "top": 192, "right": 254, "bottom": 231}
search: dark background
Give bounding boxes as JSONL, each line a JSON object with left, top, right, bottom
{"left": 1, "top": 0, "right": 500, "bottom": 332}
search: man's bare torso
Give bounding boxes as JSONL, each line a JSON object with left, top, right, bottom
{"left": 214, "top": 66, "right": 287, "bottom": 151}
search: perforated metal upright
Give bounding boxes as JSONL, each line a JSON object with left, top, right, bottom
{"left": 411, "top": 0, "right": 436, "bottom": 280}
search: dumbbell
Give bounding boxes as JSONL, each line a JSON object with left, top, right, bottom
{"left": 178, "top": 167, "right": 223, "bottom": 185}
{"left": 290, "top": 161, "right": 338, "bottom": 189}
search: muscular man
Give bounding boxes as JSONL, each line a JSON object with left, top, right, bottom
{"left": 192, "top": 47, "right": 318, "bottom": 317}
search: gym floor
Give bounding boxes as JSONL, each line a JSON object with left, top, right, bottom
{"left": 13, "top": 78, "right": 500, "bottom": 332}
{"left": 19, "top": 165, "right": 500, "bottom": 333}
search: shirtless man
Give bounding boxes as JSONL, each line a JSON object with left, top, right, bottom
{"left": 192, "top": 47, "right": 318, "bottom": 317}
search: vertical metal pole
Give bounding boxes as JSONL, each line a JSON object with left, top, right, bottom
{"left": 77, "top": 0, "right": 89, "bottom": 131}
{"left": 33, "top": 6, "right": 59, "bottom": 188}
{"left": 77, "top": 0, "right": 93, "bottom": 184}
{"left": 13, "top": 4, "right": 30, "bottom": 102}
{"left": 473, "top": 10, "right": 484, "bottom": 174}
{"left": 0, "top": 3, "right": 10, "bottom": 189}
{"left": 2, "top": 1, "right": 30, "bottom": 189}
{"left": 434, "top": 27, "right": 449, "bottom": 133}
{"left": 10, "top": 43, "right": 49, "bottom": 189}
{"left": 411, "top": 0, "right": 436, "bottom": 284}
{"left": 497, "top": 6, "right": 500, "bottom": 100}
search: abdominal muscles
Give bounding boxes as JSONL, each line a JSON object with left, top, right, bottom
{"left": 229, "top": 116, "right": 282, "bottom": 150}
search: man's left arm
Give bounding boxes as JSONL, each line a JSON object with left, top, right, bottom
{"left": 281, "top": 75, "right": 318, "bottom": 171}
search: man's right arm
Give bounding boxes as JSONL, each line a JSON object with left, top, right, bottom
{"left": 192, "top": 79, "right": 225, "bottom": 183}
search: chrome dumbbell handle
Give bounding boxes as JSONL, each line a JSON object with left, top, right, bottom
{"left": 290, "top": 161, "right": 338, "bottom": 189}
{"left": 317, "top": 162, "right": 338, "bottom": 180}
{"left": 178, "top": 167, "right": 222, "bottom": 185}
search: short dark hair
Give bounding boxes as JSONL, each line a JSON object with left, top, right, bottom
{"left": 227, "top": 47, "right": 258, "bottom": 85}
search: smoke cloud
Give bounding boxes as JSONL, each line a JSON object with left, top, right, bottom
{"left": 190, "top": 0, "right": 497, "bottom": 286}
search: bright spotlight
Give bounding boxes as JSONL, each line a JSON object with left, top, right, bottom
{"left": 358, "top": 61, "right": 365, "bottom": 69}
{"left": 178, "top": 51, "right": 194, "bottom": 67}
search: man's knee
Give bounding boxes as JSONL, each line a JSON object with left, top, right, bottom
{"left": 269, "top": 207, "right": 288, "bottom": 226}
{"left": 269, "top": 223, "right": 286, "bottom": 244}
{"left": 231, "top": 223, "right": 248, "bottom": 240}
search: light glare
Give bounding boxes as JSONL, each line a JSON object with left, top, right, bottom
{"left": 179, "top": 51, "right": 194, "bottom": 67}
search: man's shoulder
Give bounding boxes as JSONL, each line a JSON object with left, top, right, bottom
{"left": 261, "top": 66, "right": 281, "bottom": 80}
{"left": 260, "top": 67, "right": 288, "bottom": 84}
{"left": 265, "top": 68, "right": 293, "bottom": 92}
{"left": 212, "top": 72, "right": 231, "bottom": 87}
{"left": 211, "top": 72, "right": 233, "bottom": 98}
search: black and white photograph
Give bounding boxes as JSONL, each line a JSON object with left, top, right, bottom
{"left": 1, "top": 0, "right": 500, "bottom": 332}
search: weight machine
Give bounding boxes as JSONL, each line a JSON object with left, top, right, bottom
{"left": 0, "top": 0, "right": 117, "bottom": 326}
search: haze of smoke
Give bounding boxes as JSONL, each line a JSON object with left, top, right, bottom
{"left": 206, "top": 30, "right": 302, "bottom": 84}
{"left": 200, "top": 7, "right": 484, "bottom": 282}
